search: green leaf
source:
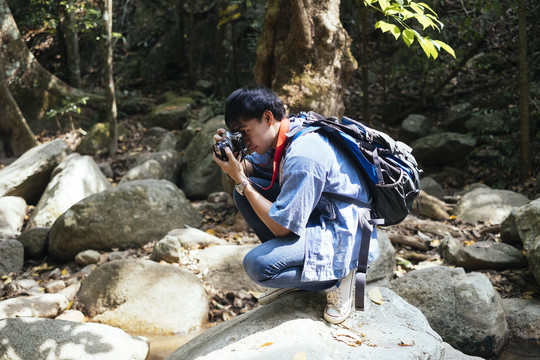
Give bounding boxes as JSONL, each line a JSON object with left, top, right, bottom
{"left": 403, "top": 29, "right": 415, "bottom": 46}
{"left": 409, "top": 1, "right": 424, "bottom": 14}
{"left": 378, "top": 0, "right": 390, "bottom": 11}
{"left": 433, "top": 40, "right": 456, "bottom": 58}
{"left": 415, "top": 14, "right": 435, "bottom": 29}
{"left": 375, "top": 20, "right": 401, "bottom": 40}
{"left": 414, "top": 31, "right": 438, "bottom": 59}
{"left": 417, "top": 2, "right": 437, "bottom": 15}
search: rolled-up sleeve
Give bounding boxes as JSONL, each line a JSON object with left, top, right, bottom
{"left": 269, "top": 155, "right": 327, "bottom": 236}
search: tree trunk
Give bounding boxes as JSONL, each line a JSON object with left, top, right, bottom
{"left": 99, "top": 0, "right": 118, "bottom": 156}
{"left": 0, "top": 0, "right": 90, "bottom": 135}
{"left": 517, "top": 0, "right": 531, "bottom": 180}
{"left": 62, "top": 0, "right": 82, "bottom": 88}
{"left": 0, "top": 83, "right": 38, "bottom": 157}
{"left": 254, "top": 0, "right": 357, "bottom": 117}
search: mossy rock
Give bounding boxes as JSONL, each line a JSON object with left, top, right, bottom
{"left": 146, "top": 97, "right": 195, "bottom": 131}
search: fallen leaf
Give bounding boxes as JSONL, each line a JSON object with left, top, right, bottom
{"left": 332, "top": 329, "right": 363, "bottom": 347}
{"left": 259, "top": 342, "right": 273, "bottom": 348}
{"left": 368, "top": 287, "right": 384, "bottom": 305}
{"left": 398, "top": 339, "right": 415, "bottom": 346}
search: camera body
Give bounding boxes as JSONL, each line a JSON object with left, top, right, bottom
{"left": 213, "top": 131, "right": 247, "bottom": 161}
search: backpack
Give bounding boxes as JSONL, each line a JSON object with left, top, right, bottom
{"left": 291, "top": 112, "right": 423, "bottom": 310}
{"left": 292, "top": 111, "right": 422, "bottom": 226}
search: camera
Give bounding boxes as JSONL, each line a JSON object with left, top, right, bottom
{"left": 213, "top": 131, "right": 247, "bottom": 161}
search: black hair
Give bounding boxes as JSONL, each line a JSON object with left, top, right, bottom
{"left": 224, "top": 86, "right": 286, "bottom": 129}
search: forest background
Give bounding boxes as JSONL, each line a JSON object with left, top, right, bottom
{"left": 1, "top": 0, "right": 539, "bottom": 198}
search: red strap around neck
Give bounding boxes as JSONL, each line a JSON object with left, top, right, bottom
{"left": 261, "top": 117, "right": 290, "bottom": 190}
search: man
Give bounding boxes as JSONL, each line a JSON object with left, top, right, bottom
{"left": 213, "top": 86, "right": 378, "bottom": 324}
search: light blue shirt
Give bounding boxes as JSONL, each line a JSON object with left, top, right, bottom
{"left": 247, "top": 116, "right": 379, "bottom": 282}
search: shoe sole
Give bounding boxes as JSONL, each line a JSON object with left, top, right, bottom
{"left": 258, "top": 288, "right": 299, "bottom": 305}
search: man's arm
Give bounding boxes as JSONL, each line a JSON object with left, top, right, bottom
{"left": 213, "top": 147, "right": 291, "bottom": 238}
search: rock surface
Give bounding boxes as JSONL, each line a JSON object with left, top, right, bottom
{"left": 0, "top": 317, "right": 149, "bottom": 360}
{"left": 165, "top": 288, "right": 445, "bottom": 360}
{"left": 0, "top": 139, "right": 70, "bottom": 204}
{"left": 390, "top": 266, "right": 507, "bottom": 358}
{"left": 76, "top": 259, "right": 209, "bottom": 335}
{"left": 453, "top": 187, "right": 529, "bottom": 225}
{"left": 48, "top": 179, "right": 202, "bottom": 261}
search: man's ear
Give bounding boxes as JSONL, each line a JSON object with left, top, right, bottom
{"left": 263, "top": 110, "right": 275, "bottom": 124}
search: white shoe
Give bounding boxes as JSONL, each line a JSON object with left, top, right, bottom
{"left": 257, "top": 288, "right": 299, "bottom": 305}
{"left": 324, "top": 269, "right": 356, "bottom": 324}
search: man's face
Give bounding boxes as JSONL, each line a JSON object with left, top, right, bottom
{"left": 232, "top": 113, "right": 276, "bottom": 155}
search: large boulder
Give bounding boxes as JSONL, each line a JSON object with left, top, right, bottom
{"left": 145, "top": 96, "right": 194, "bottom": 130}
{"left": 441, "top": 235, "right": 528, "bottom": 270}
{"left": 398, "top": 114, "right": 431, "bottom": 143}
{"left": 453, "top": 187, "right": 529, "bottom": 225}
{"left": 389, "top": 266, "right": 507, "bottom": 358}
{"left": 411, "top": 133, "right": 476, "bottom": 167}
{"left": 27, "top": 153, "right": 111, "bottom": 229}
{"left": 0, "top": 240, "right": 24, "bottom": 275}
{"left": 196, "top": 244, "right": 262, "bottom": 293}
{"left": 179, "top": 116, "right": 226, "bottom": 199}
{"left": 76, "top": 259, "right": 209, "bottom": 335}
{"left": 512, "top": 198, "right": 540, "bottom": 285}
{"left": 165, "top": 288, "right": 445, "bottom": 360}
{"left": 0, "top": 139, "right": 69, "bottom": 204}
{"left": 131, "top": 150, "right": 181, "bottom": 183}
{"left": 0, "top": 317, "right": 149, "bottom": 360}
{"left": 502, "top": 298, "right": 540, "bottom": 345}
{"left": 0, "top": 293, "right": 69, "bottom": 319}
{"left": 0, "top": 196, "right": 27, "bottom": 237}
{"left": 48, "top": 179, "right": 202, "bottom": 261}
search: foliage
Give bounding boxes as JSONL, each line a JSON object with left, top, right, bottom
{"left": 364, "top": 0, "right": 455, "bottom": 59}
{"left": 46, "top": 96, "right": 89, "bottom": 122}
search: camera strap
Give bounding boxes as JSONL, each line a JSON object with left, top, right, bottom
{"left": 260, "top": 117, "right": 290, "bottom": 190}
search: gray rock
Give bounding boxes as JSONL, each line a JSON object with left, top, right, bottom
{"left": 389, "top": 266, "right": 507, "bottom": 358}
{"left": 0, "top": 317, "right": 149, "bottom": 360}
{"left": 465, "top": 110, "right": 505, "bottom": 134}
{"left": 166, "top": 227, "right": 227, "bottom": 249}
{"left": 512, "top": 198, "right": 540, "bottom": 286}
{"left": 146, "top": 96, "right": 194, "bottom": 130}
{"left": 500, "top": 209, "right": 521, "bottom": 245}
{"left": 133, "top": 150, "right": 181, "bottom": 183}
{"left": 179, "top": 116, "right": 226, "bottom": 199}
{"left": 453, "top": 187, "right": 529, "bottom": 225}
{"left": 366, "top": 230, "right": 395, "bottom": 286}
{"left": 443, "top": 103, "right": 473, "bottom": 131}
{"left": 165, "top": 288, "right": 445, "bottom": 360}
{"left": 97, "top": 161, "right": 114, "bottom": 179}
{"left": 441, "top": 236, "right": 528, "bottom": 270}
{"left": 48, "top": 179, "right": 202, "bottom": 261}
{"left": 443, "top": 342, "right": 485, "bottom": 360}
{"left": 27, "top": 153, "right": 111, "bottom": 229}
{"left": 411, "top": 133, "right": 476, "bottom": 166}
{"left": 150, "top": 235, "right": 182, "bottom": 263}
{"left": 120, "top": 159, "right": 165, "bottom": 183}
{"left": 502, "top": 298, "right": 540, "bottom": 345}
{"left": 0, "top": 239, "right": 24, "bottom": 275}
{"left": 16, "top": 227, "right": 49, "bottom": 259}
{"left": 398, "top": 114, "right": 431, "bottom": 143}
{"left": 0, "top": 139, "right": 69, "bottom": 204}
{"left": 157, "top": 132, "right": 178, "bottom": 152}
{"left": 0, "top": 293, "right": 69, "bottom": 318}
{"left": 75, "top": 249, "right": 101, "bottom": 265}
{"left": 197, "top": 244, "right": 263, "bottom": 293}
{"left": 0, "top": 196, "right": 26, "bottom": 237}
{"left": 77, "top": 259, "right": 209, "bottom": 335}
{"left": 420, "top": 177, "right": 446, "bottom": 200}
